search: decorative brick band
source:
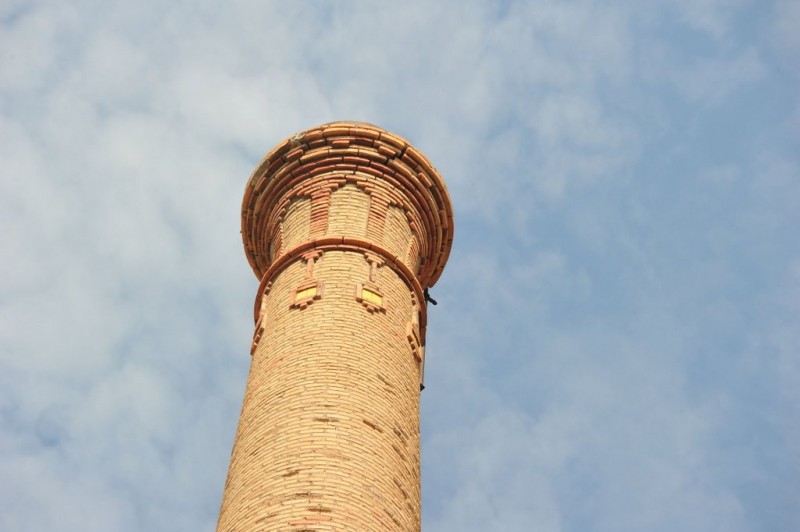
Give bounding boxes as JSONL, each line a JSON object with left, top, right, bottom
{"left": 253, "top": 236, "right": 428, "bottom": 343}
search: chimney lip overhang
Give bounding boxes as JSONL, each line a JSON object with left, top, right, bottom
{"left": 241, "top": 121, "right": 454, "bottom": 288}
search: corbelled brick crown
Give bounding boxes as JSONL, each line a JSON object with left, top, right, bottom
{"left": 241, "top": 121, "right": 454, "bottom": 288}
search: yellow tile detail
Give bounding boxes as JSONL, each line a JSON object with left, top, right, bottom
{"left": 361, "top": 288, "right": 383, "bottom": 306}
{"left": 295, "top": 286, "right": 317, "bottom": 300}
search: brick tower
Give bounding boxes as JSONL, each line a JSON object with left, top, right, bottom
{"left": 217, "top": 122, "right": 454, "bottom": 531}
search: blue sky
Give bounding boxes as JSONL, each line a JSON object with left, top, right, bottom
{"left": 1, "top": 1, "right": 798, "bottom": 530}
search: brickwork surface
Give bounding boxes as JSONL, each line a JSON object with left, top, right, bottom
{"left": 219, "top": 252, "right": 420, "bottom": 531}
{"left": 219, "top": 122, "right": 453, "bottom": 531}
{"left": 281, "top": 197, "right": 311, "bottom": 254}
{"left": 384, "top": 206, "right": 415, "bottom": 267}
{"left": 327, "top": 185, "right": 370, "bottom": 237}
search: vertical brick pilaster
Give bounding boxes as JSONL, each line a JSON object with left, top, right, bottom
{"left": 309, "top": 189, "right": 331, "bottom": 237}
{"left": 366, "top": 193, "right": 388, "bottom": 242}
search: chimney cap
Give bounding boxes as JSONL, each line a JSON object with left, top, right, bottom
{"left": 241, "top": 121, "right": 454, "bottom": 287}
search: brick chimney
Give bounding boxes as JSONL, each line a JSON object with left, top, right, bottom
{"left": 217, "top": 122, "right": 454, "bottom": 531}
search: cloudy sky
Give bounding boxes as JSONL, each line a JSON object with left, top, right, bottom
{"left": 1, "top": 1, "right": 798, "bottom": 530}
